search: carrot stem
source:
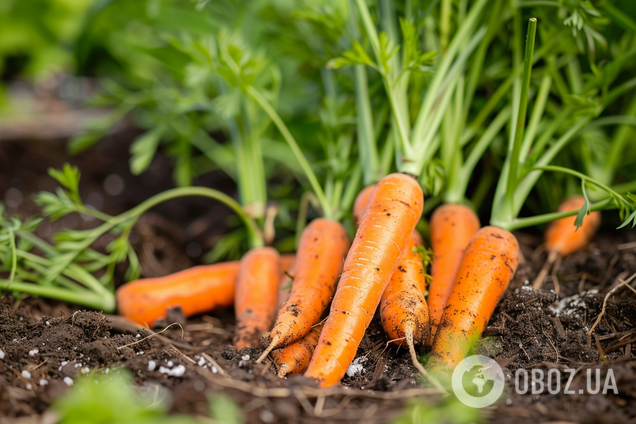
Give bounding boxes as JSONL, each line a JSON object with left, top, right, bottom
{"left": 246, "top": 86, "right": 332, "bottom": 219}
{"left": 505, "top": 17, "right": 537, "bottom": 219}
{"left": 0, "top": 279, "right": 115, "bottom": 312}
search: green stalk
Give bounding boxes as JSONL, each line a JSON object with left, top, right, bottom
{"left": 503, "top": 198, "right": 615, "bottom": 231}
{"left": 519, "top": 74, "right": 551, "bottom": 161}
{"left": 450, "top": 106, "right": 511, "bottom": 203}
{"left": 511, "top": 117, "right": 591, "bottom": 217}
{"left": 123, "top": 187, "right": 262, "bottom": 247}
{"left": 354, "top": 0, "right": 413, "bottom": 170}
{"left": 603, "top": 95, "right": 636, "bottom": 184}
{"left": 505, "top": 18, "right": 537, "bottom": 219}
{"left": 532, "top": 165, "right": 628, "bottom": 202}
{"left": 412, "top": 0, "right": 488, "bottom": 143}
{"left": 246, "top": 86, "right": 332, "bottom": 219}
{"left": 354, "top": 64, "right": 380, "bottom": 185}
{"left": 440, "top": 0, "right": 452, "bottom": 52}
{"left": 0, "top": 280, "right": 115, "bottom": 312}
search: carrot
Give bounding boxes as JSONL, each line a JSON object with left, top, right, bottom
{"left": 380, "top": 233, "right": 428, "bottom": 346}
{"left": 277, "top": 261, "right": 296, "bottom": 312}
{"left": 379, "top": 232, "right": 445, "bottom": 389}
{"left": 429, "top": 226, "right": 519, "bottom": 369}
{"left": 257, "top": 218, "right": 350, "bottom": 362}
{"left": 533, "top": 195, "right": 601, "bottom": 289}
{"left": 272, "top": 323, "right": 324, "bottom": 377}
{"left": 234, "top": 247, "right": 280, "bottom": 350}
{"left": 116, "top": 262, "right": 239, "bottom": 326}
{"left": 305, "top": 173, "right": 424, "bottom": 387}
{"left": 279, "top": 253, "right": 296, "bottom": 277}
{"left": 353, "top": 184, "right": 376, "bottom": 225}
{"left": 427, "top": 204, "right": 481, "bottom": 344}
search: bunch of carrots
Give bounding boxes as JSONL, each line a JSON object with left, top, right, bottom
{"left": 115, "top": 178, "right": 602, "bottom": 387}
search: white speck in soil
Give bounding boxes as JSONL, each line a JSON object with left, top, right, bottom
{"left": 63, "top": 377, "right": 74, "bottom": 386}
{"left": 136, "top": 351, "right": 144, "bottom": 355}
{"left": 0, "top": 350, "right": 4, "bottom": 359}
{"left": 346, "top": 357, "right": 367, "bottom": 377}
{"left": 167, "top": 361, "right": 174, "bottom": 367}
{"left": 260, "top": 410, "right": 274, "bottom": 423}
{"left": 136, "top": 334, "right": 141, "bottom": 338}
{"left": 148, "top": 360, "right": 156, "bottom": 371}
{"left": 21, "top": 370, "right": 31, "bottom": 379}
{"left": 26, "top": 384, "right": 32, "bottom": 390}
{"left": 211, "top": 366, "right": 218, "bottom": 374}
{"left": 242, "top": 355, "right": 250, "bottom": 361}
{"left": 81, "top": 367, "right": 90, "bottom": 374}
{"left": 46, "top": 321, "right": 50, "bottom": 325}
{"left": 506, "top": 398, "right": 512, "bottom": 405}
{"left": 159, "top": 365, "right": 185, "bottom": 377}
{"left": 28, "top": 349, "right": 38, "bottom": 356}
{"left": 198, "top": 357, "right": 206, "bottom": 366}
{"left": 40, "top": 379, "right": 48, "bottom": 386}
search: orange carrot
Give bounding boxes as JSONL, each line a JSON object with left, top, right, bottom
{"left": 533, "top": 195, "right": 601, "bottom": 289}
{"left": 280, "top": 253, "right": 296, "bottom": 277}
{"left": 427, "top": 204, "right": 480, "bottom": 344}
{"left": 353, "top": 185, "right": 376, "bottom": 225}
{"left": 277, "top": 261, "right": 296, "bottom": 313}
{"left": 429, "top": 226, "right": 519, "bottom": 369}
{"left": 116, "top": 262, "right": 239, "bottom": 326}
{"left": 272, "top": 323, "right": 324, "bottom": 377}
{"left": 257, "top": 219, "right": 350, "bottom": 362}
{"left": 234, "top": 247, "right": 280, "bottom": 350}
{"left": 379, "top": 232, "right": 444, "bottom": 388}
{"left": 380, "top": 233, "right": 428, "bottom": 347}
{"left": 305, "top": 173, "right": 423, "bottom": 387}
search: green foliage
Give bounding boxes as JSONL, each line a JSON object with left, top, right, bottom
{"left": 0, "top": 0, "right": 95, "bottom": 82}
{"left": 52, "top": 369, "right": 243, "bottom": 424}
{"left": 393, "top": 396, "right": 484, "bottom": 424}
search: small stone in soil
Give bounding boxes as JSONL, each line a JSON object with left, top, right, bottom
{"left": 148, "top": 360, "right": 156, "bottom": 371}
{"left": 63, "top": 377, "right": 73, "bottom": 386}
{"left": 21, "top": 370, "right": 31, "bottom": 379}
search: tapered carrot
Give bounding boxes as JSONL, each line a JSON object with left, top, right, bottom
{"left": 305, "top": 173, "right": 424, "bottom": 387}
{"left": 379, "top": 232, "right": 445, "bottom": 389}
{"left": 272, "top": 323, "right": 324, "bottom": 377}
{"left": 277, "top": 261, "right": 296, "bottom": 312}
{"left": 429, "top": 226, "right": 519, "bottom": 369}
{"left": 234, "top": 247, "right": 280, "bottom": 350}
{"left": 116, "top": 262, "right": 239, "bottom": 326}
{"left": 427, "top": 204, "right": 480, "bottom": 344}
{"left": 257, "top": 219, "right": 350, "bottom": 362}
{"left": 533, "top": 195, "right": 601, "bottom": 289}
{"left": 380, "top": 233, "right": 428, "bottom": 346}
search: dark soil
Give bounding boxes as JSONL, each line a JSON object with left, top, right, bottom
{"left": 1, "top": 132, "right": 636, "bottom": 423}
{"left": 1, "top": 235, "right": 634, "bottom": 424}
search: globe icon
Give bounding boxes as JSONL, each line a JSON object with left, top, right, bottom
{"left": 452, "top": 355, "right": 505, "bottom": 408}
{"left": 461, "top": 365, "right": 495, "bottom": 397}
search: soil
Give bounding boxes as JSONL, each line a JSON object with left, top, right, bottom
{"left": 1, "top": 133, "right": 636, "bottom": 423}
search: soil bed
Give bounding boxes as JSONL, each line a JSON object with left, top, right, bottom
{"left": 1, "top": 231, "right": 635, "bottom": 423}
{"left": 1, "top": 139, "right": 636, "bottom": 423}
